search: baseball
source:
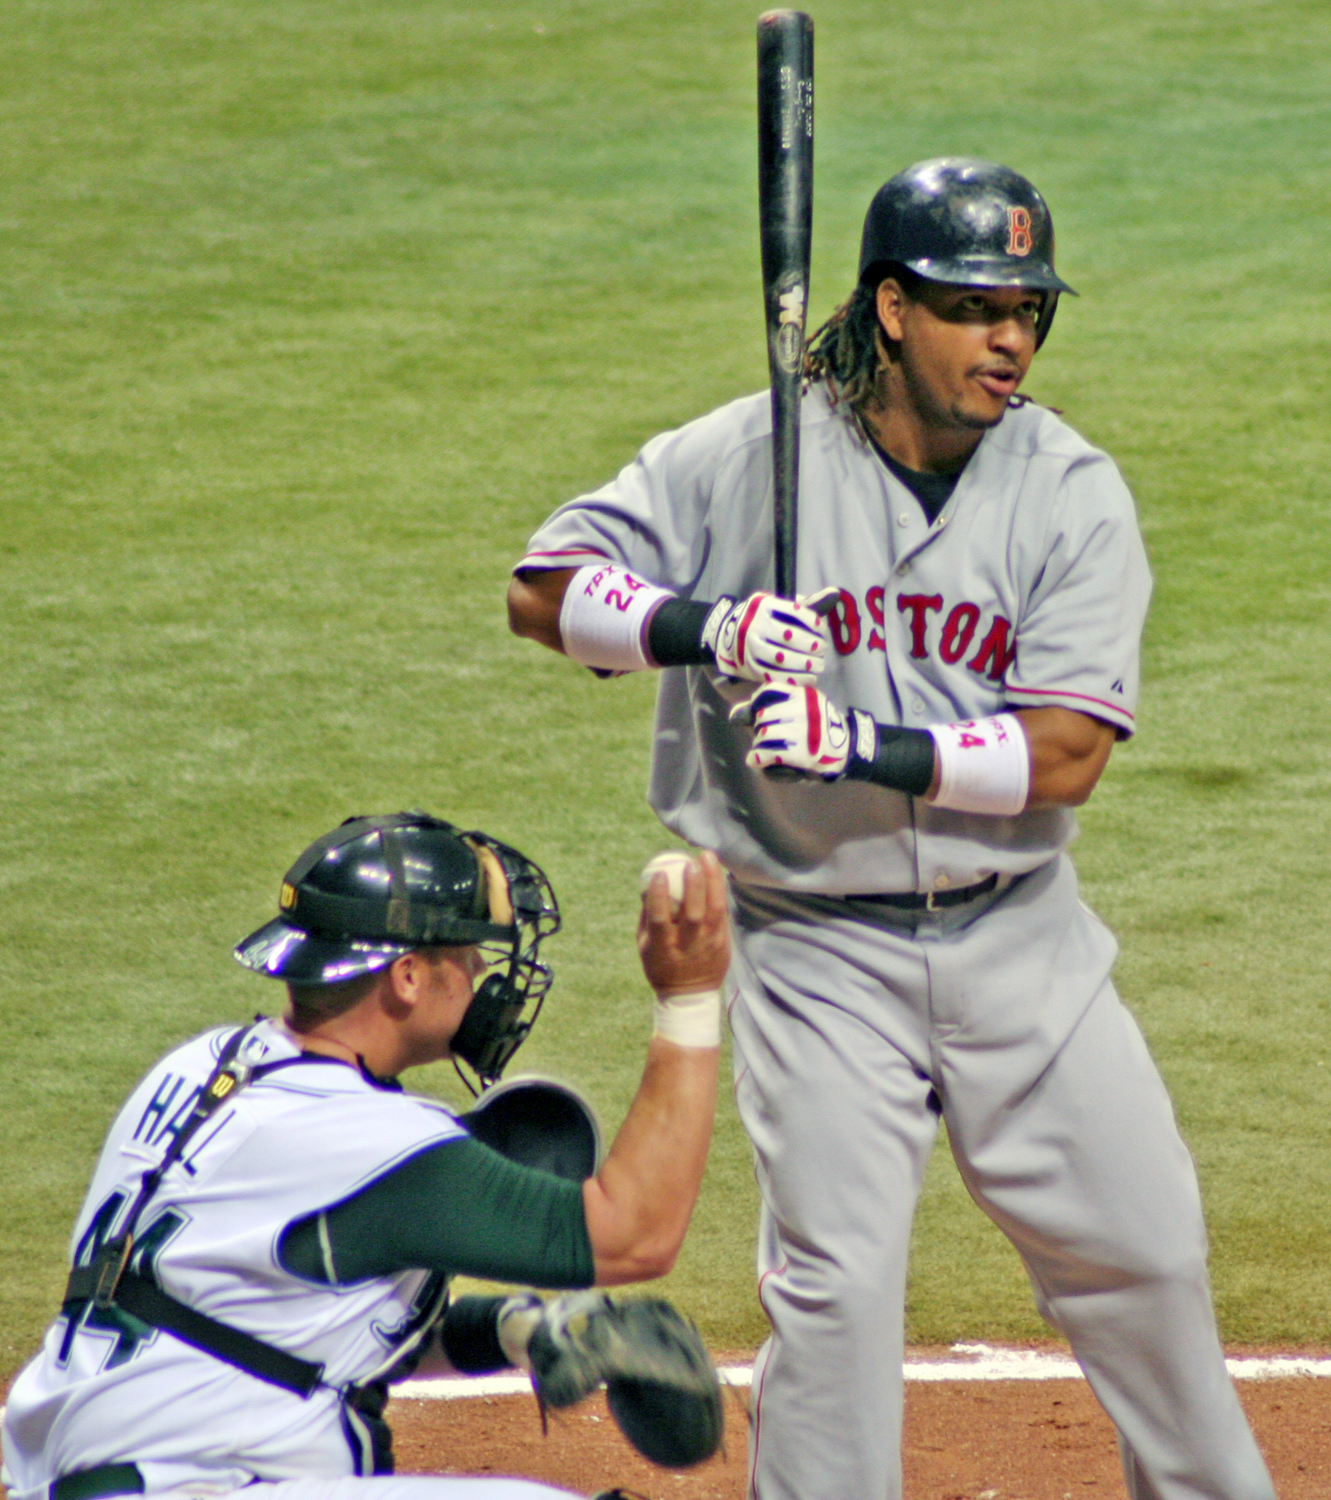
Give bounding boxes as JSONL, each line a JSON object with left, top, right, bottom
{"left": 639, "top": 850, "right": 699, "bottom": 911}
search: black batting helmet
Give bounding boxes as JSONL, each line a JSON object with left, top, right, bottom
{"left": 235, "top": 812, "right": 560, "bottom": 1084}
{"left": 859, "top": 158, "right": 1076, "bottom": 347}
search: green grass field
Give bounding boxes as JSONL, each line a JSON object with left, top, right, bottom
{"left": 3, "top": 0, "right": 1331, "bottom": 1377}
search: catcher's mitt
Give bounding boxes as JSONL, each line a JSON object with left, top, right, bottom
{"left": 526, "top": 1292, "right": 723, "bottom": 1468}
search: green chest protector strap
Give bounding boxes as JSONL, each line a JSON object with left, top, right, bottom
{"left": 61, "top": 1026, "right": 325, "bottom": 1399}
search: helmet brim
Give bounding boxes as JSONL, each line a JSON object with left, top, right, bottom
{"left": 234, "top": 916, "right": 414, "bottom": 986}
{"left": 866, "top": 255, "right": 1076, "bottom": 295}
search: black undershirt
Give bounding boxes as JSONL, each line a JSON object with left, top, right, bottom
{"left": 869, "top": 438, "right": 963, "bottom": 525}
{"left": 646, "top": 442, "right": 965, "bottom": 668}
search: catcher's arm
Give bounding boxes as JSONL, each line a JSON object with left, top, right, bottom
{"left": 582, "top": 852, "right": 729, "bottom": 1285}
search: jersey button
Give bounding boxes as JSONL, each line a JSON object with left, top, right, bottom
{"left": 896, "top": 561, "right": 910, "bottom": 577}
{"left": 897, "top": 513, "right": 911, "bottom": 527}
{"left": 934, "top": 874, "right": 951, "bottom": 890}
{"left": 910, "top": 697, "right": 925, "bottom": 714}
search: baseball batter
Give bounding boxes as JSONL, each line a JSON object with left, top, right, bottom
{"left": 507, "top": 161, "right": 1275, "bottom": 1500}
{"left": 2, "top": 813, "right": 729, "bottom": 1500}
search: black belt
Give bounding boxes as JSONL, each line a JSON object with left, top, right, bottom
{"left": 846, "top": 873, "right": 999, "bottom": 911}
{"left": 50, "top": 1464, "right": 144, "bottom": 1500}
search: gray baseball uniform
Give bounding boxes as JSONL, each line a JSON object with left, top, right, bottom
{"left": 516, "top": 385, "right": 1274, "bottom": 1500}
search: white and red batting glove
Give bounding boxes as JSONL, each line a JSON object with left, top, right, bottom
{"left": 702, "top": 587, "right": 839, "bottom": 685}
{"left": 733, "top": 684, "right": 872, "bottom": 779}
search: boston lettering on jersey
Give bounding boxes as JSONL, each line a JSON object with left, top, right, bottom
{"left": 825, "top": 587, "right": 1015, "bottom": 682}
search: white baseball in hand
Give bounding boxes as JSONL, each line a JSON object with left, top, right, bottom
{"left": 639, "top": 851, "right": 700, "bottom": 912}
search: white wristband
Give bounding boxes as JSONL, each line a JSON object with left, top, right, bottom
{"left": 653, "top": 988, "right": 722, "bottom": 1048}
{"left": 929, "top": 714, "right": 1029, "bottom": 816}
{"left": 558, "top": 563, "right": 674, "bottom": 672}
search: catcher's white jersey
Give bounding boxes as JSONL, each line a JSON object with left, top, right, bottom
{"left": 519, "top": 385, "right": 1151, "bottom": 894}
{"left": 2, "top": 1022, "right": 465, "bottom": 1500}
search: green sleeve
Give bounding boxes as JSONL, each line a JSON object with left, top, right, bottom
{"left": 278, "top": 1136, "right": 595, "bottom": 1289}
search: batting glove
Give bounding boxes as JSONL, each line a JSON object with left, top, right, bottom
{"left": 701, "top": 587, "right": 839, "bottom": 685}
{"left": 734, "top": 684, "right": 878, "bottom": 780}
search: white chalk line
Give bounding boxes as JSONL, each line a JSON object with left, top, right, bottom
{"left": 393, "top": 1342, "right": 1331, "bottom": 1401}
{"left": 4, "top": 1344, "right": 1326, "bottom": 1427}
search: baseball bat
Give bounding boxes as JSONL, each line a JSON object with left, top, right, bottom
{"left": 757, "top": 9, "right": 814, "bottom": 600}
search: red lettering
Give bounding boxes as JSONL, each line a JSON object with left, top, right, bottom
{"left": 604, "top": 589, "right": 634, "bottom": 611}
{"left": 828, "top": 589, "right": 861, "bottom": 655}
{"left": 939, "top": 602, "right": 980, "bottom": 664}
{"left": 967, "top": 614, "right": 1016, "bottom": 681}
{"left": 1006, "top": 206, "right": 1033, "bottom": 257}
{"left": 866, "top": 586, "right": 886, "bottom": 652}
{"left": 958, "top": 732, "right": 987, "bottom": 749}
{"left": 897, "top": 593, "right": 943, "bottom": 659}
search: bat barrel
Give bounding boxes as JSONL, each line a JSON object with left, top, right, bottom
{"left": 757, "top": 9, "right": 813, "bottom": 599}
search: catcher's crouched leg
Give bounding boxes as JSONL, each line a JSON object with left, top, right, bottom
{"left": 521, "top": 1292, "right": 723, "bottom": 1468}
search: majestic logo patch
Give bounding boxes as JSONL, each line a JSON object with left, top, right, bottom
{"left": 1006, "top": 206, "right": 1034, "bottom": 257}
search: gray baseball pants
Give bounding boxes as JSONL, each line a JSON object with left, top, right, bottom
{"left": 728, "top": 855, "right": 1273, "bottom": 1500}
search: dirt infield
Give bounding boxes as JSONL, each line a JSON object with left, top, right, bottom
{"left": 388, "top": 1357, "right": 1331, "bottom": 1499}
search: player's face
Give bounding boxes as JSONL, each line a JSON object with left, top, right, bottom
{"left": 396, "top": 945, "right": 485, "bottom": 1067}
{"left": 877, "top": 280, "right": 1041, "bottom": 432}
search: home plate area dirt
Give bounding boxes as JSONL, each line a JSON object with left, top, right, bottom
{"left": 387, "top": 1349, "right": 1331, "bottom": 1500}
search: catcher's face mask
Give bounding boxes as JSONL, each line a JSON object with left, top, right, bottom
{"left": 234, "top": 812, "right": 560, "bottom": 1087}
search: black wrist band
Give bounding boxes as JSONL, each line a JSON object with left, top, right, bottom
{"left": 843, "top": 719, "right": 936, "bottom": 797}
{"left": 646, "top": 597, "right": 716, "bottom": 667}
{"left": 440, "top": 1295, "right": 511, "bottom": 1374}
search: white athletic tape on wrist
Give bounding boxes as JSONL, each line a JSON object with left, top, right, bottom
{"left": 559, "top": 563, "right": 674, "bottom": 672}
{"left": 653, "top": 988, "right": 722, "bottom": 1048}
{"left": 929, "top": 714, "right": 1029, "bottom": 816}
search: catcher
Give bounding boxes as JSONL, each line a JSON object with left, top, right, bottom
{"left": 2, "top": 812, "right": 727, "bottom": 1500}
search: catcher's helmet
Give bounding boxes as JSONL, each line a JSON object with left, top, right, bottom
{"left": 859, "top": 158, "right": 1076, "bottom": 347}
{"left": 235, "top": 812, "right": 560, "bottom": 1084}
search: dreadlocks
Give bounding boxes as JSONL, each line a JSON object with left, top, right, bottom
{"left": 804, "top": 266, "right": 926, "bottom": 420}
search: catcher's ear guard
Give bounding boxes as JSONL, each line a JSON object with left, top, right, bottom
{"left": 462, "top": 1076, "right": 602, "bottom": 1182}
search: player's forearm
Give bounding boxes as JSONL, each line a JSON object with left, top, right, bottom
{"left": 1014, "top": 707, "right": 1115, "bottom": 808}
{"left": 511, "top": 559, "right": 835, "bottom": 680}
{"left": 845, "top": 707, "right": 1110, "bottom": 809}
{"left": 507, "top": 566, "right": 710, "bottom": 664}
{"left": 583, "top": 1037, "right": 719, "bottom": 1285}
{"left": 508, "top": 568, "right": 576, "bottom": 652}
{"left": 745, "top": 691, "right": 1114, "bottom": 812}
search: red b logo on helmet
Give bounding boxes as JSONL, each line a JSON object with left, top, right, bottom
{"left": 1006, "top": 206, "right": 1034, "bottom": 256}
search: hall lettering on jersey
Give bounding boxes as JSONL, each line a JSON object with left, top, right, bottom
{"left": 824, "top": 587, "right": 1016, "bottom": 682}
{"left": 134, "top": 1072, "right": 204, "bottom": 1152}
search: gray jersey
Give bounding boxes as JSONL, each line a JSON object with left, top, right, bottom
{"left": 519, "top": 385, "right": 1150, "bottom": 894}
